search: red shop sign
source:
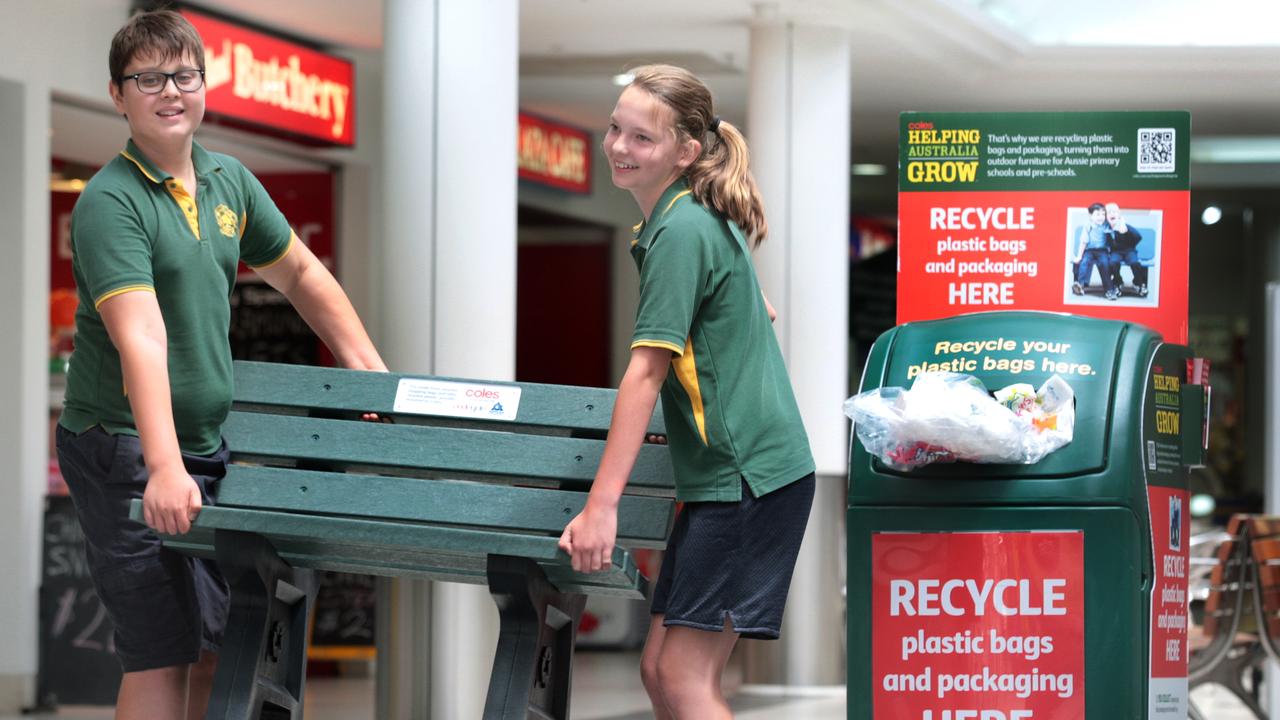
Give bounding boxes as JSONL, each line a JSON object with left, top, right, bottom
{"left": 182, "top": 8, "right": 355, "bottom": 147}
{"left": 518, "top": 113, "right": 592, "bottom": 194}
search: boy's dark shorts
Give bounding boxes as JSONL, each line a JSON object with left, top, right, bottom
{"left": 55, "top": 425, "right": 230, "bottom": 673}
{"left": 650, "top": 473, "right": 815, "bottom": 640}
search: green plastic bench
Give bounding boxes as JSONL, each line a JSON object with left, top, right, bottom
{"left": 129, "top": 360, "right": 675, "bottom": 720}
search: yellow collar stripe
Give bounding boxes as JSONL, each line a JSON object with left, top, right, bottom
{"left": 663, "top": 189, "right": 692, "bottom": 216}
{"left": 119, "top": 151, "right": 161, "bottom": 183}
{"left": 634, "top": 190, "right": 694, "bottom": 248}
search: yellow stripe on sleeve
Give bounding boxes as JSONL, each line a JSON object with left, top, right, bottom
{"left": 94, "top": 285, "right": 155, "bottom": 309}
{"left": 631, "top": 339, "right": 684, "bottom": 356}
{"left": 247, "top": 232, "right": 297, "bottom": 270}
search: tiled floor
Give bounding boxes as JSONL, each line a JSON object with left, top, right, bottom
{"left": 9, "top": 653, "right": 1266, "bottom": 718}
{"left": 13, "top": 649, "right": 846, "bottom": 719}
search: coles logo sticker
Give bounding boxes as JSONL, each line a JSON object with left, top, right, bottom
{"left": 393, "top": 378, "right": 522, "bottom": 421}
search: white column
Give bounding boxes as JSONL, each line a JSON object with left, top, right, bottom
{"left": 1266, "top": 283, "right": 1280, "bottom": 714}
{"left": 378, "top": 4, "right": 437, "bottom": 715}
{"left": 743, "top": 13, "right": 851, "bottom": 689}
{"left": 379, "top": 1, "right": 518, "bottom": 718}
{"left": 429, "top": 2, "right": 517, "bottom": 716}
{"left": 381, "top": 0, "right": 438, "bottom": 372}
{"left": 0, "top": 77, "right": 50, "bottom": 711}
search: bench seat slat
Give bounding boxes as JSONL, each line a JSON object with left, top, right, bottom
{"left": 132, "top": 503, "right": 649, "bottom": 599}
{"left": 164, "top": 539, "right": 647, "bottom": 599}
{"left": 232, "top": 360, "right": 665, "bottom": 435}
{"left": 223, "top": 412, "right": 675, "bottom": 490}
{"left": 217, "top": 465, "right": 674, "bottom": 548}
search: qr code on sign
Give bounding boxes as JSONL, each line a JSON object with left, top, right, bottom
{"left": 1138, "top": 128, "right": 1175, "bottom": 173}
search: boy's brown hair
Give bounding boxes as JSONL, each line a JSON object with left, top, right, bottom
{"left": 109, "top": 9, "right": 205, "bottom": 83}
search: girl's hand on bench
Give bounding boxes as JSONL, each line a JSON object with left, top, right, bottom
{"left": 559, "top": 505, "right": 618, "bottom": 574}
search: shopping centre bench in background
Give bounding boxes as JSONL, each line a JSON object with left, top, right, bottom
{"left": 1187, "top": 514, "right": 1280, "bottom": 720}
{"left": 129, "top": 360, "right": 676, "bottom": 720}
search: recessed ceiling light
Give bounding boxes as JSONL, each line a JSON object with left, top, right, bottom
{"left": 851, "top": 163, "right": 887, "bottom": 176}
{"left": 1191, "top": 137, "right": 1280, "bottom": 164}
{"left": 612, "top": 73, "right": 634, "bottom": 87}
{"left": 1201, "top": 206, "right": 1222, "bottom": 225}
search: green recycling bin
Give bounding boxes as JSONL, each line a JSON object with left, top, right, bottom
{"left": 847, "top": 311, "right": 1205, "bottom": 720}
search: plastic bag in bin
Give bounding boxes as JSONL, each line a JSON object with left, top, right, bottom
{"left": 843, "top": 371, "right": 1075, "bottom": 471}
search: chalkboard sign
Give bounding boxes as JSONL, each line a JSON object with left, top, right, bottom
{"left": 229, "top": 281, "right": 321, "bottom": 365}
{"left": 310, "top": 571, "right": 376, "bottom": 651}
{"left": 37, "top": 496, "right": 122, "bottom": 706}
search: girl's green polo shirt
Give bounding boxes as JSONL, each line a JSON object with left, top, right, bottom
{"left": 60, "top": 139, "right": 293, "bottom": 455}
{"left": 630, "top": 180, "right": 815, "bottom": 502}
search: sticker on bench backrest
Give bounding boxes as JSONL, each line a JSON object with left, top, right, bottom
{"left": 393, "top": 378, "right": 522, "bottom": 421}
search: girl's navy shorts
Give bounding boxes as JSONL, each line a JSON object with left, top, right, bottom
{"left": 56, "top": 425, "right": 230, "bottom": 673}
{"left": 650, "top": 473, "right": 815, "bottom": 640}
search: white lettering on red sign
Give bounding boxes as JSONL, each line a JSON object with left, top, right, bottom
{"left": 889, "top": 579, "right": 1067, "bottom": 617}
{"left": 872, "top": 532, "right": 1084, "bottom": 717}
{"left": 929, "top": 207, "right": 1036, "bottom": 230}
{"left": 203, "top": 40, "right": 351, "bottom": 141}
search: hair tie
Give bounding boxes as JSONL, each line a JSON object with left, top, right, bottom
{"left": 709, "top": 116, "right": 721, "bottom": 134}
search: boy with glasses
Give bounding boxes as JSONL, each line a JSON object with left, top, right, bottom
{"left": 56, "top": 10, "right": 385, "bottom": 718}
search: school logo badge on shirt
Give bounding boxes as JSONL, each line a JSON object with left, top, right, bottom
{"left": 215, "top": 204, "right": 239, "bottom": 238}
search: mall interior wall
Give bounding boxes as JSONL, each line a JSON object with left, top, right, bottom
{"left": 0, "top": 2, "right": 387, "bottom": 711}
{"left": 518, "top": 165, "right": 645, "bottom": 385}
{"left": 0, "top": 73, "right": 50, "bottom": 713}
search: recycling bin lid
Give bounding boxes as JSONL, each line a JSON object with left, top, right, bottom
{"left": 861, "top": 311, "right": 1151, "bottom": 480}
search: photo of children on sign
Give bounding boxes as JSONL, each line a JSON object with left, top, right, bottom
{"left": 1063, "top": 202, "right": 1161, "bottom": 307}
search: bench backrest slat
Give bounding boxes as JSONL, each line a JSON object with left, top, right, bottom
{"left": 232, "top": 359, "right": 666, "bottom": 435}
{"left": 223, "top": 412, "right": 675, "bottom": 491}
{"left": 218, "top": 465, "right": 674, "bottom": 547}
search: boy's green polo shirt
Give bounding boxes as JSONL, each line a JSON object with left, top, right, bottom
{"left": 630, "top": 180, "right": 815, "bottom": 502}
{"left": 60, "top": 139, "right": 294, "bottom": 455}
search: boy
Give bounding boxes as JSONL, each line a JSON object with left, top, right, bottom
{"left": 1105, "top": 202, "right": 1149, "bottom": 297}
{"left": 57, "top": 10, "right": 385, "bottom": 719}
{"left": 1070, "top": 202, "right": 1117, "bottom": 300}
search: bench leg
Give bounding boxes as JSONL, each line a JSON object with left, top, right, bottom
{"left": 206, "top": 530, "right": 318, "bottom": 720}
{"left": 483, "top": 555, "right": 587, "bottom": 720}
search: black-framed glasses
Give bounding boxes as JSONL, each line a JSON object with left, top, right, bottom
{"left": 120, "top": 69, "right": 205, "bottom": 94}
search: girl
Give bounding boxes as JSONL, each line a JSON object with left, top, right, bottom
{"left": 558, "top": 65, "right": 815, "bottom": 719}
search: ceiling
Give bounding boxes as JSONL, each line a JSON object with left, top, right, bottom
{"left": 53, "top": 0, "right": 1280, "bottom": 200}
